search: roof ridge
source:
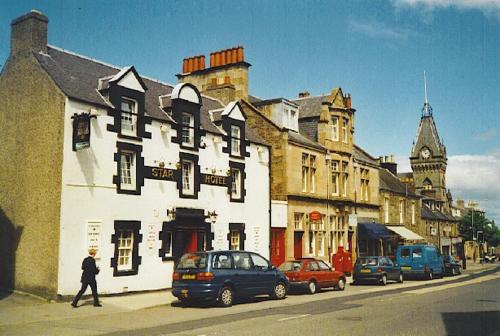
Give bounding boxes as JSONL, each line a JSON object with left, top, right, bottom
{"left": 48, "top": 45, "right": 122, "bottom": 70}
{"left": 293, "top": 93, "right": 329, "bottom": 101}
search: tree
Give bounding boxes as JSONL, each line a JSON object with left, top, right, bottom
{"left": 459, "top": 211, "right": 500, "bottom": 246}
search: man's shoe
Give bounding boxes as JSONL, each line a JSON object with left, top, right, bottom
{"left": 71, "top": 303, "right": 77, "bottom": 308}
{"left": 93, "top": 303, "right": 102, "bottom": 307}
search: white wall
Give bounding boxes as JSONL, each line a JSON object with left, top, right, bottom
{"left": 57, "top": 98, "right": 270, "bottom": 295}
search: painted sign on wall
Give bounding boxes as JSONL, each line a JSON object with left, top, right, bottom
{"left": 201, "top": 173, "right": 228, "bottom": 187}
{"left": 87, "top": 221, "right": 102, "bottom": 258}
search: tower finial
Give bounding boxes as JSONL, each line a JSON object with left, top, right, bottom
{"left": 422, "top": 70, "right": 433, "bottom": 117}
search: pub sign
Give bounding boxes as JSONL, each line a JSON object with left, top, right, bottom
{"left": 72, "top": 112, "right": 94, "bottom": 151}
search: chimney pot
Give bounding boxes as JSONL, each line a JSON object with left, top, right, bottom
{"left": 199, "top": 55, "right": 205, "bottom": 70}
{"left": 237, "top": 46, "right": 244, "bottom": 62}
{"left": 188, "top": 58, "right": 194, "bottom": 73}
{"left": 221, "top": 50, "right": 227, "bottom": 65}
{"left": 298, "top": 91, "right": 310, "bottom": 98}
{"left": 210, "top": 53, "right": 215, "bottom": 67}
{"left": 214, "top": 52, "right": 220, "bottom": 67}
{"left": 231, "top": 48, "right": 237, "bottom": 64}
{"left": 182, "top": 59, "right": 188, "bottom": 73}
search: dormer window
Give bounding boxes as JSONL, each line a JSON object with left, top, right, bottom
{"left": 181, "top": 112, "right": 194, "bottom": 147}
{"left": 120, "top": 98, "right": 138, "bottom": 137}
{"left": 231, "top": 125, "right": 241, "bottom": 156}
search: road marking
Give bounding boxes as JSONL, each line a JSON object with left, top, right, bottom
{"left": 404, "top": 273, "right": 500, "bottom": 295}
{"left": 278, "top": 314, "right": 310, "bottom": 322}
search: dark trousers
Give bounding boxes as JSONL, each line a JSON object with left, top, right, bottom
{"left": 72, "top": 280, "right": 99, "bottom": 305}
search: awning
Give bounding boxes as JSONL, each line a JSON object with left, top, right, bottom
{"left": 386, "top": 226, "right": 425, "bottom": 241}
{"left": 358, "top": 223, "right": 394, "bottom": 240}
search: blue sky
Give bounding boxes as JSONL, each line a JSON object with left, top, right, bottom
{"left": 1, "top": 0, "right": 499, "bottom": 222}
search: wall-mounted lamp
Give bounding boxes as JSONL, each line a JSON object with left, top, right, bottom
{"left": 213, "top": 137, "right": 221, "bottom": 144}
{"left": 206, "top": 210, "right": 218, "bottom": 224}
{"left": 160, "top": 124, "right": 168, "bottom": 133}
{"left": 167, "top": 208, "right": 176, "bottom": 221}
{"left": 200, "top": 138, "right": 207, "bottom": 149}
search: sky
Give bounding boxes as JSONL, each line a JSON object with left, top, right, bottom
{"left": 1, "top": 0, "right": 499, "bottom": 223}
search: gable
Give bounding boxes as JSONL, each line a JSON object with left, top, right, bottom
{"left": 330, "top": 87, "right": 345, "bottom": 108}
{"left": 171, "top": 83, "right": 201, "bottom": 104}
{"left": 118, "top": 70, "right": 145, "bottom": 93}
{"left": 222, "top": 101, "right": 246, "bottom": 121}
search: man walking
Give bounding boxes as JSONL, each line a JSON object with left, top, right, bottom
{"left": 71, "top": 249, "right": 101, "bottom": 308}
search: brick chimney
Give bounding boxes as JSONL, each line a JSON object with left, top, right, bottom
{"left": 11, "top": 10, "right": 48, "bottom": 56}
{"left": 379, "top": 154, "right": 397, "bottom": 175}
{"left": 177, "top": 46, "right": 250, "bottom": 104}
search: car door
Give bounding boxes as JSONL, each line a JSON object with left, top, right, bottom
{"left": 317, "top": 260, "right": 336, "bottom": 287}
{"left": 384, "top": 257, "right": 398, "bottom": 281}
{"left": 231, "top": 252, "right": 255, "bottom": 295}
{"left": 308, "top": 260, "right": 324, "bottom": 287}
{"left": 250, "top": 253, "right": 275, "bottom": 294}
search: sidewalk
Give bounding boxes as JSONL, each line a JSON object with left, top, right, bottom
{"left": 1, "top": 262, "right": 498, "bottom": 328}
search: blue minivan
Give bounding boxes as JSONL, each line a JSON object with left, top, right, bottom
{"left": 396, "top": 244, "right": 444, "bottom": 279}
{"left": 172, "top": 251, "right": 289, "bottom": 307}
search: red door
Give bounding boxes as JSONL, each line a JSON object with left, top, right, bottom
{"left": 186, "top": 231, "right": 198, "bottom": 253}
{"left": 294, "top": 232, "right": 303, "bottom": 259}
{"left": 271, "top": 228, "right": 285, "bottom": 266}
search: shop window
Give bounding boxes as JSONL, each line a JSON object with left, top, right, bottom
{"left": 111, "top": 221, "right": 142, "bottom": 276}
{"left": 294, "top": 213, "right": 304, "bottom": 230}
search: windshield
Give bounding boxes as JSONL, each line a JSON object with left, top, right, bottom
{"left": 278, "top": 261, "right": 302, "bottom": 272}
{"left": 176, "top": 253, "right": 208, "bottom": 270}
{"left": 357, "top": 257, "right": 378, "bottom": 266}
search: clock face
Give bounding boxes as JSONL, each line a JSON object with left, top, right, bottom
{"left": 421, "top": 148, "right": 431, "bottom": 159}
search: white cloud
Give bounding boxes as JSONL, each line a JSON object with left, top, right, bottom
{"left": 393, "top": 0, "right": 500, "bottom": 20}
{"left": 347, "top": 18, "right": 414, "bottom": 41}
{"left": 396, "top": 150, "right": 500, "bottom": 224}
{"left": 474, "top": 128, "right": 497, "bottom": 141}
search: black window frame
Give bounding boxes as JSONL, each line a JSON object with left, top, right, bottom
{"left": 110, "top": 220, "right": 142, "bottom": 277}
{"left": 177, "top": 152, "right": 200, "bottom": 199}
{"left": 227, "top": 223, "right": 246, "bottom": 250}
{"left": 228, "top": 161, "right": 246, "bottom": 202}
{"left": 170, "top": 84, "right": 203, "bottom": 151}
{"left": 112, "top": 142, "right": 144, "bottom": 195}
{"left": 222, "top": 118, "right": 250, "bottom": 159}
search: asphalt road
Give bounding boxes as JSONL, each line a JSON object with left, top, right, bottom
{"left": 1, "top": 268, "right": 499, "bottom": 336}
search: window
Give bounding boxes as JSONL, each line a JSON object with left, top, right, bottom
{"left": 342, "top": 117, "right": 348, "bottom": 143}
{"left": 384, "top": 198, "right": 389, "bottom": 223}
{"left": 230, "top": 231, "right": 240, "bottom": 250}
{"left": 423, "top": 178, "right": 432, "bottom": 190}
{"left": 182, "top": 161, "right": 194, "bottom": 195}
{"left": 228, "top": 223, "right": 245, "bottom": 250}
{"left": 161, "top": 231, "right": 173, "bottom": 258}
{"left": 331, "top": 116, "right": 339, "bottom": 141}
{"left": 341, "top": 161, "right": 348, "bottom": 197}
{"left": 181, "top": 113, "right": 194, "bottom": 147}
{"left": 302, "top": 153, "right": 309, "bottom": 192}
{"left": 231, "top": 168, "right": 241, "bottom": 199}
{"left": 310, "top": 155, "right": 316, "bottom": 193}
{"left": 411, "top": 202, "right": 416, "bottom": 226}
{"left": 290, "top": 109, "right": 297, "bottom": 130}
{"left": 331, "top": 160, "right": 339, "bottom": 195}
{"left": 412, "top": 248, "right": 422, "bottom": 258}
{"left": 399, "top": 200, "right": 404, "bottom": 224}
{"left": 231, "top": 125, "right": 241, "bottom": 156}
{"left": 213, "top": 253, "right": 233, "bottom": 269}
{"left": 251, "top": 253, "right": 269, "bottom": 270}
{"left": 360, "top": 168, "right": 370, "bottom": 201}
{"left": 294, "top": 213, "right": 304, "bottom": 230}
{"left": 121, "top": 98, "right": 137, "bottom": 136}
{"left": 233, "top": 252, "right": 251, "bottom": 270}
{"left": 120, "top": 151, "right": 135, "bottom": 190}
{"left": 400, "top": 248, "right": 410, "bottom": 258}
{"left": 318, "top": 260, "right": 330, "bottom": 271}
{"left": 317, "top": 232, "right": 325, "bottom": 256}
{"left": 308, "top": 231, "right": 315, "bottom": 255}
{"left": 117, "top": 230, "right": 133, "bottom": 271}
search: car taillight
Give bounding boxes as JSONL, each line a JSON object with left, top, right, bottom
{"left": 196, "top": 272, "right": 214, "bottom": 281}
{"left": 377, "top": 267, "right": 382, "bottom": 273}
{"left": 172, "top": 272, "right": 180, "bottom": 281}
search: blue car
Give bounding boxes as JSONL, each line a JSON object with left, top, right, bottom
{"left": 352, "top": 256, "right": 403, "bottom": 285}
{"left": 396, "top": 244, "right": 444, "bottom": 280}
{"left": 172, "top": 251, "right": 289, "bottom": 307}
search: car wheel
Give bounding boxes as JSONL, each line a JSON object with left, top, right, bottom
{"left": 380, "top": 274, "right": 387, "bottom": 286}
{"left": 273, "top": 282, "right": 287, "bottom": 300}
{"left": 398, "top": 273, "right": 404, "bottom": 283}
{"left": 218, "top": 286, "right": 233, "bottom": 307}
{"left": 336, "top": 278, "right": 346, "bottom": 291}
{"left": 307, "top": 281, "right": 317, "bottom": 295}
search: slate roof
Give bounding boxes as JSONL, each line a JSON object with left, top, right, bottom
{"left": 33, "top": 46, "right": 266, "bottom": 145}
{"left": 379, "top": 168, "right": 418, "bottom": 198}
{"left": 288, "top": 130, "right": 326, "bottom": 152}
{"left": 298, "top": 119, "right": 318, "bottom": 142}
{"left": 293, "top": 94, "right": 330, "bottom": 119}
{"left": 354, "top": 145, "right": 379, "bottom": 166}
{"left": 410, "top": 115, "right": 446, "bottom": 159}
{"left": 421, "top": 205, "right": 458, "bottom": 222}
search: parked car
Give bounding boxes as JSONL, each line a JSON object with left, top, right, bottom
{"left": 352, "top": 256, "right": 403, "bottom": 285}
{"left": 278, "top": 258, "right": 346, "bottom": 294}
{"left": 172, "top": 251, "right": 289, "bottom": 307}
{"left": 483, "top": 254, "right": 498, "bottom": 263}
{"left": 443, "top": 255, "right": 462, "bottom": 276}
{"left": 396, "top": 244, "right": 444, "bottom": 280}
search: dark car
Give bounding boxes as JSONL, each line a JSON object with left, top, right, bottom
{"left": 278, "top": 258, "right": 346, "bottom": 294}
{"left": 172, "top": 251, "right": 289, "bottom": 307}
{"left": 443, "top": 255, "right": 462, "bottom": 276}
{"left": 353, "top": 256, "right": 403, "bottom": 285}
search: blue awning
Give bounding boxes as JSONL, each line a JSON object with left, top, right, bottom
{"left": 358, "top": 223, "right": 394, "bottom": 240}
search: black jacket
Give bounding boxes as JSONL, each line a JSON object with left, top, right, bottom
{"left": 81, "top": 256, "right": 99, "bottom": 282}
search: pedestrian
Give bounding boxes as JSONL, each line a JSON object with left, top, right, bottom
{"left": 71, "top": 249, "right": 101, "bottom": 308}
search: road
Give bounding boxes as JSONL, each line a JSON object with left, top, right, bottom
{"left": 1, "top": 268, "right": 499, "bottom": 335}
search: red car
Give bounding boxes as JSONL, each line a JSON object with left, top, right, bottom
{"left": 278, "top": 258, "right": 346, "bottom": 294}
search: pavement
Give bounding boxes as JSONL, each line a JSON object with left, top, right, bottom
{"left": 0, "top": 261, "right": 497, "bottom": 328}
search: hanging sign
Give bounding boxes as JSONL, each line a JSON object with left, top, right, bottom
{"left": 72, "top": 113, "right": 94, "bottom": 151}
{"left": 309, "top": 211, "right": 322, "bottom": 222}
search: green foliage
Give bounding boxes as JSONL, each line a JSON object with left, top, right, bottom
{"left": 459, "top": 211, "right": 500, "bottom": 246}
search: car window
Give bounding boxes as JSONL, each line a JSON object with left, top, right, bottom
{"left": 279, "top": 261, "right": 302, "bottom": 272}
{"left": 412, "top": 248, "right": 422, "bottom": 258}
{"left": 177, "top": 253, "right": 208, "bottom": 270}
{"left": 251, "top": 253, "right": 269, "bottom": 270}
{"left": 358, "top": 257, "right": 378, "bottom": 266}
{"left": 309, "top": 261, "right": 320, "bottom": 271}
{"left": 233, "top": 252, "right": 252, "bottom": 270}
{"left": 212, "top": 253, "right": 233, "bottom": 269}
{"left": 384, "top": 258, "right": 393, "bottom": 266}
{"left": 318, "top": 260, "right": 331, "bottom": 271}
{"left": 400, "top": 248, "right": 410, "bottom": 258}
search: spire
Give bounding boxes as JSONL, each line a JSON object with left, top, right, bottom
{"left": 422, "top": 70, "right": 433, "bottom": 117}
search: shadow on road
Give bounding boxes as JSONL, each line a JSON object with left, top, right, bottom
{"left": 442, "top": 310, "right": 500, "bottom": 336}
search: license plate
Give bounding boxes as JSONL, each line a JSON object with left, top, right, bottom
{"left": 182, "top": 274, "right": 196, "bottom": 280}
{"left": 181, "top": 289, "right": 188, "bottom": 298}
{"left": 401, "top": 266, "right": 411, "bottom": 270}
{"left": 360, "top": 269, "right": 371, "bottom": 273}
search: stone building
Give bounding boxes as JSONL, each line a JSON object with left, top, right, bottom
{"left": 0, "top": 11, "right": 271, "bottom": 298}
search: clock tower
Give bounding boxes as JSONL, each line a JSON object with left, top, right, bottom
{"left": 409, "top": 79, "right": 449, "bottom": 211}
